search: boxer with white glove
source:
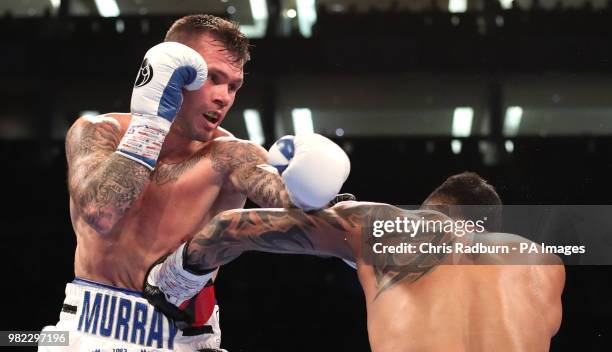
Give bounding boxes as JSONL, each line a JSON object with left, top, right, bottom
{"left": 268, "top": 134, "right": 352, "bottom": 210}
{"left": 117, "top": 41, "right": 207, "bottom": 169}
{"left": 143, "top": 134, "right": 355, "bottom": 330}
{"left": 59, "top": 15, "right": 323, "bottom": 351}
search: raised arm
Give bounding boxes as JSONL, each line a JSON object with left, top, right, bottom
{"left": 211, "top": 139, "right": 293, "bottom": 208}
{"left": 66, "top": 116, "right": 150, "bottom": 234}
{"left": 213, "top": 134, "right": 352, "bottom": 210}
{"left": 67, "top": 42, "right": 208, "bottom": 235}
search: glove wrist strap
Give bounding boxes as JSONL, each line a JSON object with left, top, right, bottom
{"left": 116, "top": 113, "right": 172, "bottom": 170}
{"left": 148, "top": 243, "right": 214, "bottom": 305}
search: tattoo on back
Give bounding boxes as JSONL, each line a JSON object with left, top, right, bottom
{"left": 361, "top": 205, "right": 455, "bottom": 299}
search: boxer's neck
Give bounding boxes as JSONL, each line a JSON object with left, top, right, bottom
{"left": 159, "top": 129, "right": 207, "bottom": 164}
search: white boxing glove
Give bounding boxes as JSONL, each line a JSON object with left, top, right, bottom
{"left": 268, "top": 134, "right": 351, "bottom": 211}
{"left": 116, "top": 42, "right": 208, "bottom": 169}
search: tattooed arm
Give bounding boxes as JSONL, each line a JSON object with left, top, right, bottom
{"left": 211, "top": 138, "right": 293, "bottom": 208}
{"left": 183, "top": 207, "right": 356, "bottom": 272}
{"left": 66, "top": 116, "right": 150, "bottom": 235}
{"left": 182, "top": 202, "right": 454, "bottom": 299}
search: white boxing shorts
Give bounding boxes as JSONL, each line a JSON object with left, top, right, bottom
{"left": 39, "top": 278, "right": 223, "bottom": 352}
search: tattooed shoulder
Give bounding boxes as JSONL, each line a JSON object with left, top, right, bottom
{"left": 356, "top": 205, "right": 455, "bottom": 299}
{"left": 210, "top": 138, "right": 265, "bottom": 174}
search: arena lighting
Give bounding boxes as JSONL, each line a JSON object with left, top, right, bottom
{"left": 452, "top": 107, "right": 474, "bottom": 137}
{"left": 498, "top": 0, "right": 513, "bottom": 9}
{"left": 451, "top": 139, "right": 462, "bottom": 154}
{"left": 448, "top": 0, "right": 467, "bottom": 13}
{"left": 240, "top": 0, "right": 269, "bottom": 38}
{"left": 243, "top": 109, "right": 265, "bottom": 145}
{"left": 505, "top": 140, "right": 515, "bottom": 153}
{"left": 503, "top": 106, "right": 523, "bottom": 136}
{"left": 291, "top": 108, "right": 314, "bottom": 134}
{"left": 286, "top": 9, "right": 297, "bottom": 18}
{"left": 80, "top": 110, "right": 100, "bottom": 118}
{"left": 49, "top": 0, "right": 60, "bottom": 10}
{"left": 115, "top": 19, "right": 125, "bottom": 33}
{"left": 94, "top": 0, "right": 120, "bottom": 17}
{"left": 296, "top": 0, "right": 317, "bottom": 37}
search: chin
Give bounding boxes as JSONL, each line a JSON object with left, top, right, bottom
{"left": 192, "top": 130, "right": 214, "bottom": 142}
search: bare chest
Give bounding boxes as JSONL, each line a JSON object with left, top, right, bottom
{"left": 123, "top": 155, "right": 231, "bottom": 245}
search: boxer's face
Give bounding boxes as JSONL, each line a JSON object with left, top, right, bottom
{"left": 175, "top": 33, "right": 244, "bottom": 141}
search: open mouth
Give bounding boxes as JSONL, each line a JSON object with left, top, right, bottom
{"left": 203, "top": 112, "right": 220, "bottom": 125}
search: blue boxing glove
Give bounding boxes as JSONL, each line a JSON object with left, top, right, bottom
{"left": 116, "top": 42, "right": 208, "bottom": 169}
{"left": 268, "top": 134, "right": 351, "bottom": 211}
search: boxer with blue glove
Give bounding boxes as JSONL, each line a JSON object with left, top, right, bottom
{"left": 49, "top": 14, "right": 353, "bottom": 352}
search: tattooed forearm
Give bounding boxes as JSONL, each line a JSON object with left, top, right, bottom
{"left": 185, "top": 215, "right": 244, "bottom": 271}
{"left": 66, "top": 118, "right": 150, "bottom": 234}
{"left": 212, "top": 140, "right": 293, "bottom": 208}
{"left": 186, "top": 202, "right": 453, "bottom": 299}
{"left": 185, "top": 209, "right": 338, "bottom": 272}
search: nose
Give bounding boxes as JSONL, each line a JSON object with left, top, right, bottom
{"left": 212, "top": 85, "right": 230, "bottom": 109}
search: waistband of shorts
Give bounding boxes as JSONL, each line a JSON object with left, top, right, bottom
{"left": 65, "top": 278, "right": 182, "bottom": 350}
{"left": 72, "top": 277, "right": 143, "bottom": 297}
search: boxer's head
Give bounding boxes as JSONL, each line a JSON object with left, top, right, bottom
{"left": 165, "top": 14, "right": 250, "bottom": 141}
{"left": 422, "top": 172, "right": 502, "bottom": 232}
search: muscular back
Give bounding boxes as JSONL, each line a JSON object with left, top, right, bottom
{"left": 350, "top": 205, "right": 565, "bottom": 352}
{"left": 180, "top": 201, "right": 564, "bottom": 352}
{"left": 66, "top": 113, "right": 290, "bottom": 290}
{"left": 360, "top": 264, "right": 563, "bottom": 352}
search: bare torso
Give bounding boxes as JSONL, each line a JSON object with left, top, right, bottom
{"left": 331, "top": 202, "right": 565, "bottom": 352}
{"left": 359, "top": 264, "right": 563, "bottom": 352}
{"left": 178, "top": 200, "right": 565, "bottom": 351}
{"left": 71, "top": 113, "right": 247, "bottom": 290}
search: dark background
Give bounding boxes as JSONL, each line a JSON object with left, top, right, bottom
{"left": 2, "top": 0, "right": 612, "bottom": 350}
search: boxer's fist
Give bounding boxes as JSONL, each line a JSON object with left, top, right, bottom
{"left": 268, "top": 134, "right": 351, "bottom": 211}
{"left": 117, "top": 42, "right": 207, "bottom": 169}
{"left": 143, "top": 243, "right": 216, "bottom": 330}
{"left": 131, "top": 42, "right": 207, "bottom": 122}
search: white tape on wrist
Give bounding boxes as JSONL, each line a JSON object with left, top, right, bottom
{"left": 116, "top": 114, "right": 172, "bottom": 169}
{"left": 147, "top": 243, "right": 214, "bottom": 306}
